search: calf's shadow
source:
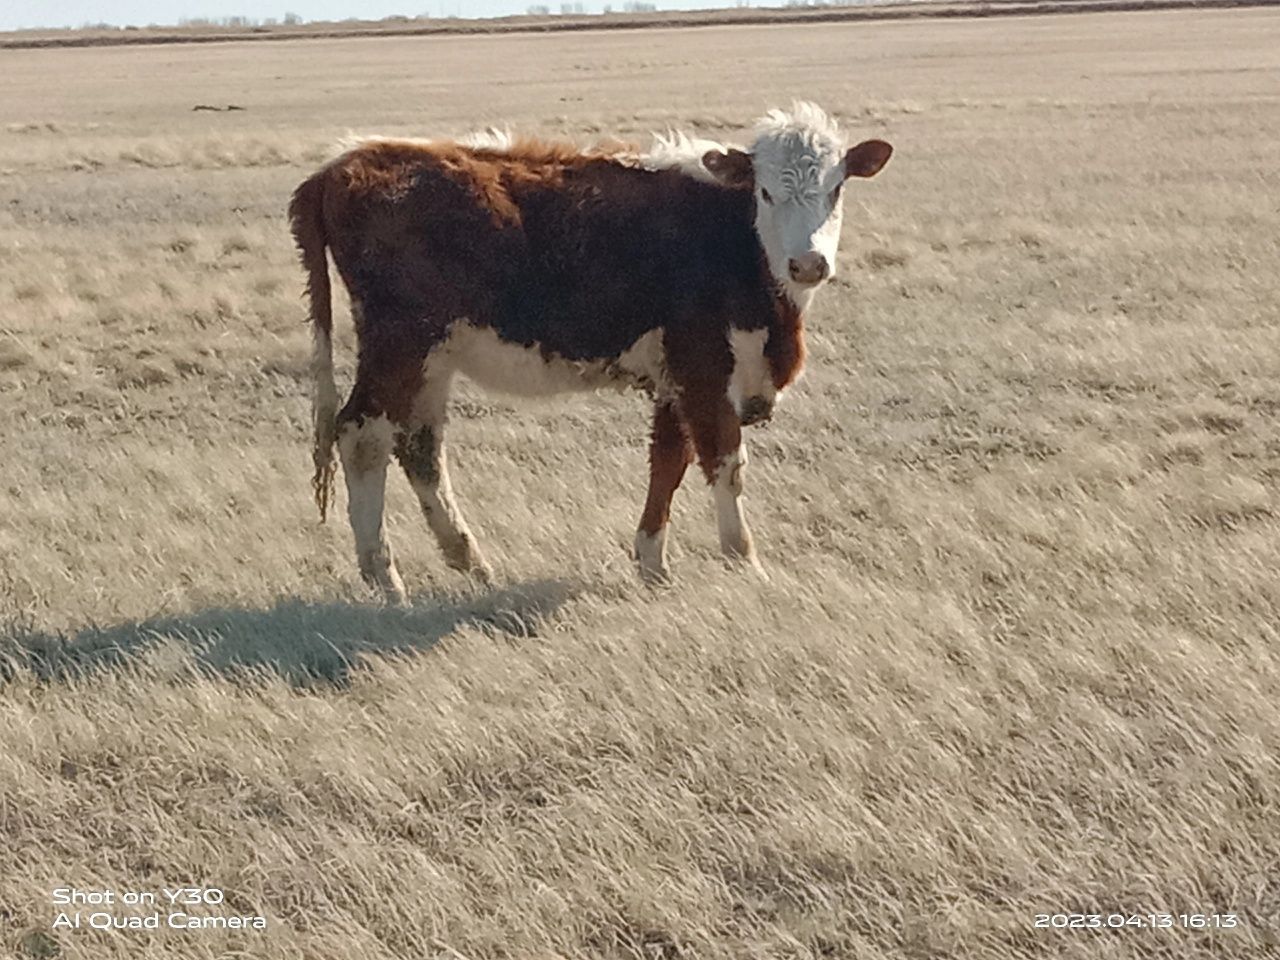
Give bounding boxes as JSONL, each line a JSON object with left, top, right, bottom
{"left": 0, "top": 580, "right": 574, "bottom": 689}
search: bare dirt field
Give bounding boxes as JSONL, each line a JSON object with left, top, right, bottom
{"left": 2, "top": 7, "right": 1279, "bottom": 959}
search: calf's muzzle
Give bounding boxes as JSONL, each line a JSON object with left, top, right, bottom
{"left": 788, "top": 252, "right": 830, "bottom": 285}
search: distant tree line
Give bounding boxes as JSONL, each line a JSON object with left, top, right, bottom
{"left": 175, "top": 12, "right": 304, "bottom": 27}
{"left": 528, "top": 1, "right": 658, "bottom": 12}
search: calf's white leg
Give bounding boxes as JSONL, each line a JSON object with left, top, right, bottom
{"left": 396, "top": 373, "right": 492, "bottom": 583}
{"left": 336, "top": 414, "right": 408, "bottom": 604}
{"left": 685, "top": 397, "right": 767, "bottom": 579}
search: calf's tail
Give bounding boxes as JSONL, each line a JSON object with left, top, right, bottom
{"left": 288, "top": 171, "right": 339, "bottom": 522}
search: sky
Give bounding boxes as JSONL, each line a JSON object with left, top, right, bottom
{"left": 0, "top": 0, "right": 751, "bottom": 31}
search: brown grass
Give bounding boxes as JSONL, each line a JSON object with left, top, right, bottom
{"left": 3, "top": 7, "right": 1280, "bottom": 959}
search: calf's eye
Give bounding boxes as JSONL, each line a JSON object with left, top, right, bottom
{"left": 760, "top": 187, "right": 773, "bottom": 205}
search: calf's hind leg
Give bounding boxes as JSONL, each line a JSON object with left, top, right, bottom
{"left": 395, "top": 372, "right": 492, "bottom": 584}
{"left": 336, "top": 397, "right": 408, "bottom": 606}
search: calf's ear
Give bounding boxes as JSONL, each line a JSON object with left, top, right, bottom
{"left": 701, "top": 148, "right": 754, "bottom": 188}
{"left": 844, "top": 139, "right": 893, "bottom": 179}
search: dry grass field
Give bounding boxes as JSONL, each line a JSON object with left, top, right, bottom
{"left": 2, "top": 8, "right": 1279, "bottom": 959}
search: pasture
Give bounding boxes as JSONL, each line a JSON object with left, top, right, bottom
{"left": 2, "top": 7, "right": 1279, "bottom": 958}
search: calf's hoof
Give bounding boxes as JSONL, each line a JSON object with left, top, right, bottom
{"left": 443, "top": 535, "right": 493, "bottom": 586}
{"left": 468, "top": 560, "right": 495, "bottom": 587}
{"left": 634, "top": 528, "right": 673, "bottom": 586}
{"left": 359, "top": 550, "right": 408, "bottom": 605}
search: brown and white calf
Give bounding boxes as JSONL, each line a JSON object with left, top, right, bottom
{"left": 288, "top": 102, "right": 891, "bottom": 602}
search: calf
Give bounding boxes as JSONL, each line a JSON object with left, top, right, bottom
{"left": 288, "top": 102, "right": 891, "bottom": 602}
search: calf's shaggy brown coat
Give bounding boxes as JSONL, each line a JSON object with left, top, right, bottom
{"left": 290, "top": 115, "right": 890, "bottom": 599}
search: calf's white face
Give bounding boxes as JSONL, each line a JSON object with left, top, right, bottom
{"left": 702, "top": 102, "right": 892, "bottom": 309}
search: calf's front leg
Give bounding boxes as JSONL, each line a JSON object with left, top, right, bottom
{"left": 685, "top": 396, "right": 767, "bottom": 578}
{"left": 396, "top": 372, "right": 492, "bottom": 584}
{"left": 635, "top": 401, "right": 693, "bottom": 584}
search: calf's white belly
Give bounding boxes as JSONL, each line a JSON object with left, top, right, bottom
{"left": 432, "top": 323, "right": 670, "bottom": 399}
